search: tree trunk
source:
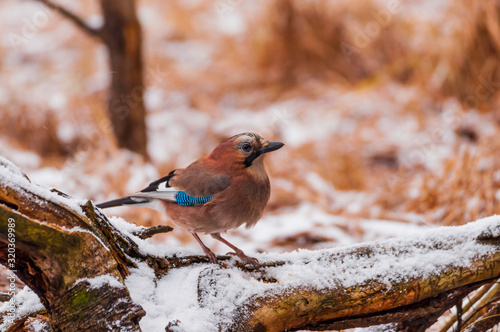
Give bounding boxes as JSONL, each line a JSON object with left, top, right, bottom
{"left": 35, "top": 0, "right": 149, "bottom": 159}
{"left": 100, "top": 0, "right": 148, "bottom": 159}
{"left": 0, "top": 158, "right": 499, "bottom": 331}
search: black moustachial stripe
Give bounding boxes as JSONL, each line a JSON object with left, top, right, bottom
{"left": 244, "top": 151, "right": 262, "bottom": 167}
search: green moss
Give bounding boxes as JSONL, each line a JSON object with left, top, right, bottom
{"left": 67, "top": 287, "right": 98, "bottom": 313}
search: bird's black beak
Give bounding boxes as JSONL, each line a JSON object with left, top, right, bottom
{"left": 259, "top": 141, "right": 284, "bottom": 154}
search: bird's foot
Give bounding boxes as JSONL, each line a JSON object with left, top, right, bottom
{"left": 205, "top": 250, "right": 218, "bottom": 264}
{"left": 191, "top": 232, "right": 219, "bottom": 264}
{"left": 226, "top": 251, "right": 259, "bottom": 265}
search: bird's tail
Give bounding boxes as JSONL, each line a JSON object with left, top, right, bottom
{"left": 96, "top": 196, "right": 152, "bottom": 209}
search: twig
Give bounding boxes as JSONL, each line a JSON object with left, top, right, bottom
{"left": 463, "top": 302, "right": 500, "bottom": 332}
{"left": 459, "top": 286, "right": 500, "bottom": 331}
{"left": 439, "top": 282, "right": 496, "bottom": 332}
{"left": 457, "top": 301, "right": 463, "bottom": 331}
{"left": 131, "top": 225, "right": 173, "bottom": 240}
{"left": 0, "top": 292, "right": 11, "bottom": 302}
{"left": 33, "top": 0, "right": 103, "bottom": 39}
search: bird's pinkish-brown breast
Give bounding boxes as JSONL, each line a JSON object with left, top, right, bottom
{"left": 162, "top": 157, "right": 271, "bottom": 234}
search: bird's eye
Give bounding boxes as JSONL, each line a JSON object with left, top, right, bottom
{"left": 241, "top": 143, "right": 252, "bottom": 153}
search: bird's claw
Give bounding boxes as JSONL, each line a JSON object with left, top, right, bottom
{"left": 226, "top": 252, "right": 259, "bottom": 265}
{"left": 206, "top": 252, "right": 218, "bottom": 264}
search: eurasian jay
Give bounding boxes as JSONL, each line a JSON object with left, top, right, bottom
{"left": 96, "top": 132, "right": 284, "bottom": 264}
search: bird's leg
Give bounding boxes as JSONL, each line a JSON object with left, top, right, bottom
{"left": 210, "top": 233, "right": 259, "bottom": 265}
{"left": 191, "top": 232, "right": 218, "bottom": 264}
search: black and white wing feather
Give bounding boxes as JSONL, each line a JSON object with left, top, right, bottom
{"left": 96, "top": 168, "right": 230, "bottom": 210}
{"left": 96, "top": 172, "right": 178, "bottom": 210}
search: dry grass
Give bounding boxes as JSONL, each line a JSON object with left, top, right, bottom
{"left": 439, "top": 0, "right": 500, "bottom": 109}
{"left": 225, "top": 0, "right": 500, "bottom": 111}
{"left": 295, "top": 141, "right": 367, "bottom": 191}
{"left": 0, "top": 106, "right": 70, "bottom": 158}
{"left": 236, "top": 0, "right": 413, "bottom": 88}
{"left": 406, "top": 140, "right": 500, "bottom": 225}
{"left": 374, "top": 133, "right": 500, "bottom": 226}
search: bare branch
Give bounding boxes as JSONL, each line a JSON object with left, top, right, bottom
{"left": 132, "top": 225, "right": 173, "bottom": 240}
{"left": 33, "top": 0, "right": 102, "bottom": 39}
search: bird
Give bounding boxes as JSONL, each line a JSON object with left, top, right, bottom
{"left": 96, "top": 132, "right": 284, "bottom": 265}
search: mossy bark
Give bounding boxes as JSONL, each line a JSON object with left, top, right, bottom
{"left": 0, "top": 177, "right": 144, "bottom": 330}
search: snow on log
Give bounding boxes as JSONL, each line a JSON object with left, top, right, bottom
{"left": 0, "top": 157, "right": 498, "bottom": 331}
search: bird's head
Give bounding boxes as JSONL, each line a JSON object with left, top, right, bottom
{"left": 209, "top": 132, "right": 284, "bottom": 168}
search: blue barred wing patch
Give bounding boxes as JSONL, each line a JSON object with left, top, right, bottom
{"left": 175, "top": 191, "right": 214, "bottom": 206}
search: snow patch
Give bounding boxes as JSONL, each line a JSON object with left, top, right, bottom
{"left": 0, "top": 156, "right": 86, "bottom": 215}
{"left": 0, "top": 287, "right": 44, "bottom": 331}
{"left": 74, "top": 274, "right": 124, "bottom": 290}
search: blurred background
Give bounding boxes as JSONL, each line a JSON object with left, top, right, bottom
{"left": 1, "top": 0, "right": 500, "bottom": 271}
{"left": 3, "top": 0, "right": 500, "bottom": 330}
